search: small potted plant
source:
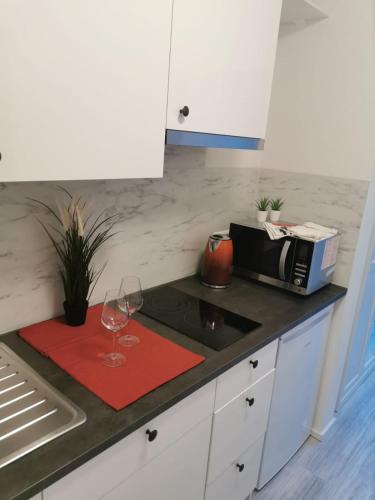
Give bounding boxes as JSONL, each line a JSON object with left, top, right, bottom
{"left": 256, "top": 197, "right": 270, "bottom": 222}
{"left": 29, "top": 189, "right": 120, "bottom": 326}
{"left": 270, "top": 198, "right": 284, "bottom": 223}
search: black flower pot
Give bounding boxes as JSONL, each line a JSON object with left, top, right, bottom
{"left": 63, "top": 300, "right": 89, "bottom": 327}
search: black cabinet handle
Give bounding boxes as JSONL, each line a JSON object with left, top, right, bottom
{"left": 179, "top": 106, "right": 189, "bottom": 117}
{"left": 146, "top": 429, "right": 158, "bottom": 442}
{"left": 236, "top": 463, "right": 245, "bottom": 472}
{"left": 249, "top": 359, "right": 258, "bottom": 369}
{"left": 246, "top": 397, "right": 255, "bottom": 407}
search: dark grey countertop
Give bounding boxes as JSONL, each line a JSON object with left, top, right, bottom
{"left": 0, "top": 276, "right": 346, "bottom": 500}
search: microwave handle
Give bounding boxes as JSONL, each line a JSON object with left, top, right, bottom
{"left": 279, "top": 240, "right": 292, "bottom": 280}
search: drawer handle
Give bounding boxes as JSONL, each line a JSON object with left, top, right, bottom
{"left": 249, "top": 359, "right": 258, "bottom": 369}
{"left": 236, "top": 463, "right": 245, "bottom": 472}
{"left": 246, "top": 397, "right": 255, "bottom": 407}
{"left": 146, "top": 429, "right": 158, "bottom": 442}
{"left": 179, "top": 105, "right": 190, "bottom": 117}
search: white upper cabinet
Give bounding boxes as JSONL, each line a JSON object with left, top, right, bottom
{"left": 0, "top": 1, "right": 172, "bottom": 181}
{"left": 167, "top": 0, "right": 282, "bottom": 139}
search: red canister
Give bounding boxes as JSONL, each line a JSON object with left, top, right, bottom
{"left": 201, "top": 233, "right": 233, "bottom": 288}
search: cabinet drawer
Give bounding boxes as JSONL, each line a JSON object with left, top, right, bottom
{"left": 205, "top": 436, "right": 264, "bottom": 500}
{"left": 208, "top": 371, "right": 274, "bottom": 483}
{"left": 45, "top": 381, "right": 215, "bottom": 500}
{"left": 215, "top": 340, "right": 278, "bottom": 410}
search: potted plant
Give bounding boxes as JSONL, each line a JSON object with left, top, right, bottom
{"left": 256, "top": 197, "right": 270, "bottom": 222}
{"left": 29, "top": 189, "right": 120, "bottom": 326}
{"left": 270, "top": 198, "right": 284, "bottom": 222}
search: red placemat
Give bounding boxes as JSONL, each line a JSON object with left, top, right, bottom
{"left": 19, "top": 304, "right": 205, "bottom": 410}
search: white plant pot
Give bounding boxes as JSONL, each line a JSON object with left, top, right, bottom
{"left": 257, "top": 210, "right": 268, "bottom": 222}
{"left": 270, "top": 210, "right": 281, "bottom": 222}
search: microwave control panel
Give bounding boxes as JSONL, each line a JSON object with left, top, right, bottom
{"left": 293, "top": 241, "right": 313, "bottom": 287}
{"left": 293, "top": 262, "right": 308, "bottom": 286}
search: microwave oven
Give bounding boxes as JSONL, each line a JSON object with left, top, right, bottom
{"left": 229, "top": 221, "right": 340, "bottom": 295}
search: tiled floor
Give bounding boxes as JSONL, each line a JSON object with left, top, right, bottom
{"left": 254, "top": 366, "right": 375, "bottom": 500}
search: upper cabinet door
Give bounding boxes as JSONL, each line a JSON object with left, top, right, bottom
{"left": 167, "top": 0, "right": 282, "bottom": 139}
{"left": 0, "top": 1, "right": 172, "bottom": 181}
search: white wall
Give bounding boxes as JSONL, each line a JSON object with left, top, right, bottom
{"left": 263, "top": 0, "right": 375, "bottom": 181}
{"left": 341, "top": 241, "right": 375, "bottom": 393}
{"left": 260, "top": 0, "right": 375, "bottom": 437}
{"left": 339, "top": 203, "right": 375, "bottom": 402}
{"left": 314, "top": 165, "right": 375, "bottom": 434}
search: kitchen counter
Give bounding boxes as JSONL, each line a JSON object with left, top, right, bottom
{"left": 0, "top": 276, "right": 346, "bottom": 500}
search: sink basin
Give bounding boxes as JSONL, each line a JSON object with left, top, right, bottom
{"left": 0, "top": 342, "right": 86, "bottom": 469}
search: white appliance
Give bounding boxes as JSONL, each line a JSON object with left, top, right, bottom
{"left": 257, "top": 307, "right": 332, "bottom": 489}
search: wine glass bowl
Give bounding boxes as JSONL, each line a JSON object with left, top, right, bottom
{"left": 118, "top": 276, "right": 143, "bottom": 347}
{"left": 101, "top": 289, "right": 129, "bottom": 367}
{"left": 101, "top": 313, "right": 128, "bottom": 332}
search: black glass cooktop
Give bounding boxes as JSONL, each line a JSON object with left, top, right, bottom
{"left": 141, "top": 286, "right": 261, "bottom": 351}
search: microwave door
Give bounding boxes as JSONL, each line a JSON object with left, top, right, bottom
{"left": 259, "top": 237, "right": 296, "bottom": 283}
{"left": 229, "top": 224, "right": 296, "bottom": 283}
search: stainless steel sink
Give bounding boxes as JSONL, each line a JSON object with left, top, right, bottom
{"left": 0, "top": 342, "right": 86, "bottom": 469}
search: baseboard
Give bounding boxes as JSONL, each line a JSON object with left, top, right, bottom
{"left": 311, "top": 417, "right": 336, "bottom": 441}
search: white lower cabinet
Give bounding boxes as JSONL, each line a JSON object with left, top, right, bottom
{"left": 205, "top": 340, "right": 278, "bottom": 500}
{"left": 44, "top": 381, "right": 215, "bottom": 500}
{"left": 27, "top": 316, "right": 333, "bottom": 500}
{"left": 42, "top": 340, "right": 279, "bottom": 500}
{"left": 207, "top": 370, "right": 275, "bottom": 483}
{"left": 205, "top": 436, "right": 264, "bottom": 500}
{"left": 102, "top": 417, "right": 212, "bottom": 500}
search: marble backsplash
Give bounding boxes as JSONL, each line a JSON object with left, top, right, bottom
{"left": 0, "top": 147, "right": 259, "bottom": 333}
{"left": 0, "top": 154, "right": 369, "bottom": 334}
{"left": 258, "top": 168, "right": 370, "bottom": 287}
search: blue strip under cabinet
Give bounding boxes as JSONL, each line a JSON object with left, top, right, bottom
{"left": 165, "top": 130, "right": 265, "bottom": 150}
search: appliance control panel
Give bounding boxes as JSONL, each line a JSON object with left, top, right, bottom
{"left": 293, "top": 262, "right": 307, "bottom": 286}
{"left": 292, "top": 237, "right": 313, "bottom": 289}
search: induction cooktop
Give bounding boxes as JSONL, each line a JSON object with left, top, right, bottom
{"left": 141, "top": 286, "right": 261, "bottom": 351}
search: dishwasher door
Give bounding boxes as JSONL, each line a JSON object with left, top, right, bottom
{"left": 257, "top": 307, "right": 332, "bottom": 489}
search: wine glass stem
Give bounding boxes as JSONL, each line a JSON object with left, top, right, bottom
{"left": 128, "top": 313, "right": 133, "bottom": 332}
{"left": 112, "top": 331, "right": 117, "bottom": 356}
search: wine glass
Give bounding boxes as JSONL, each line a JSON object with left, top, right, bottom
{"left": 118, "top": 276, "right": 143, "bottom": 347}
{"left": 101, "top": 289, "right": 129, "bottom": 367}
